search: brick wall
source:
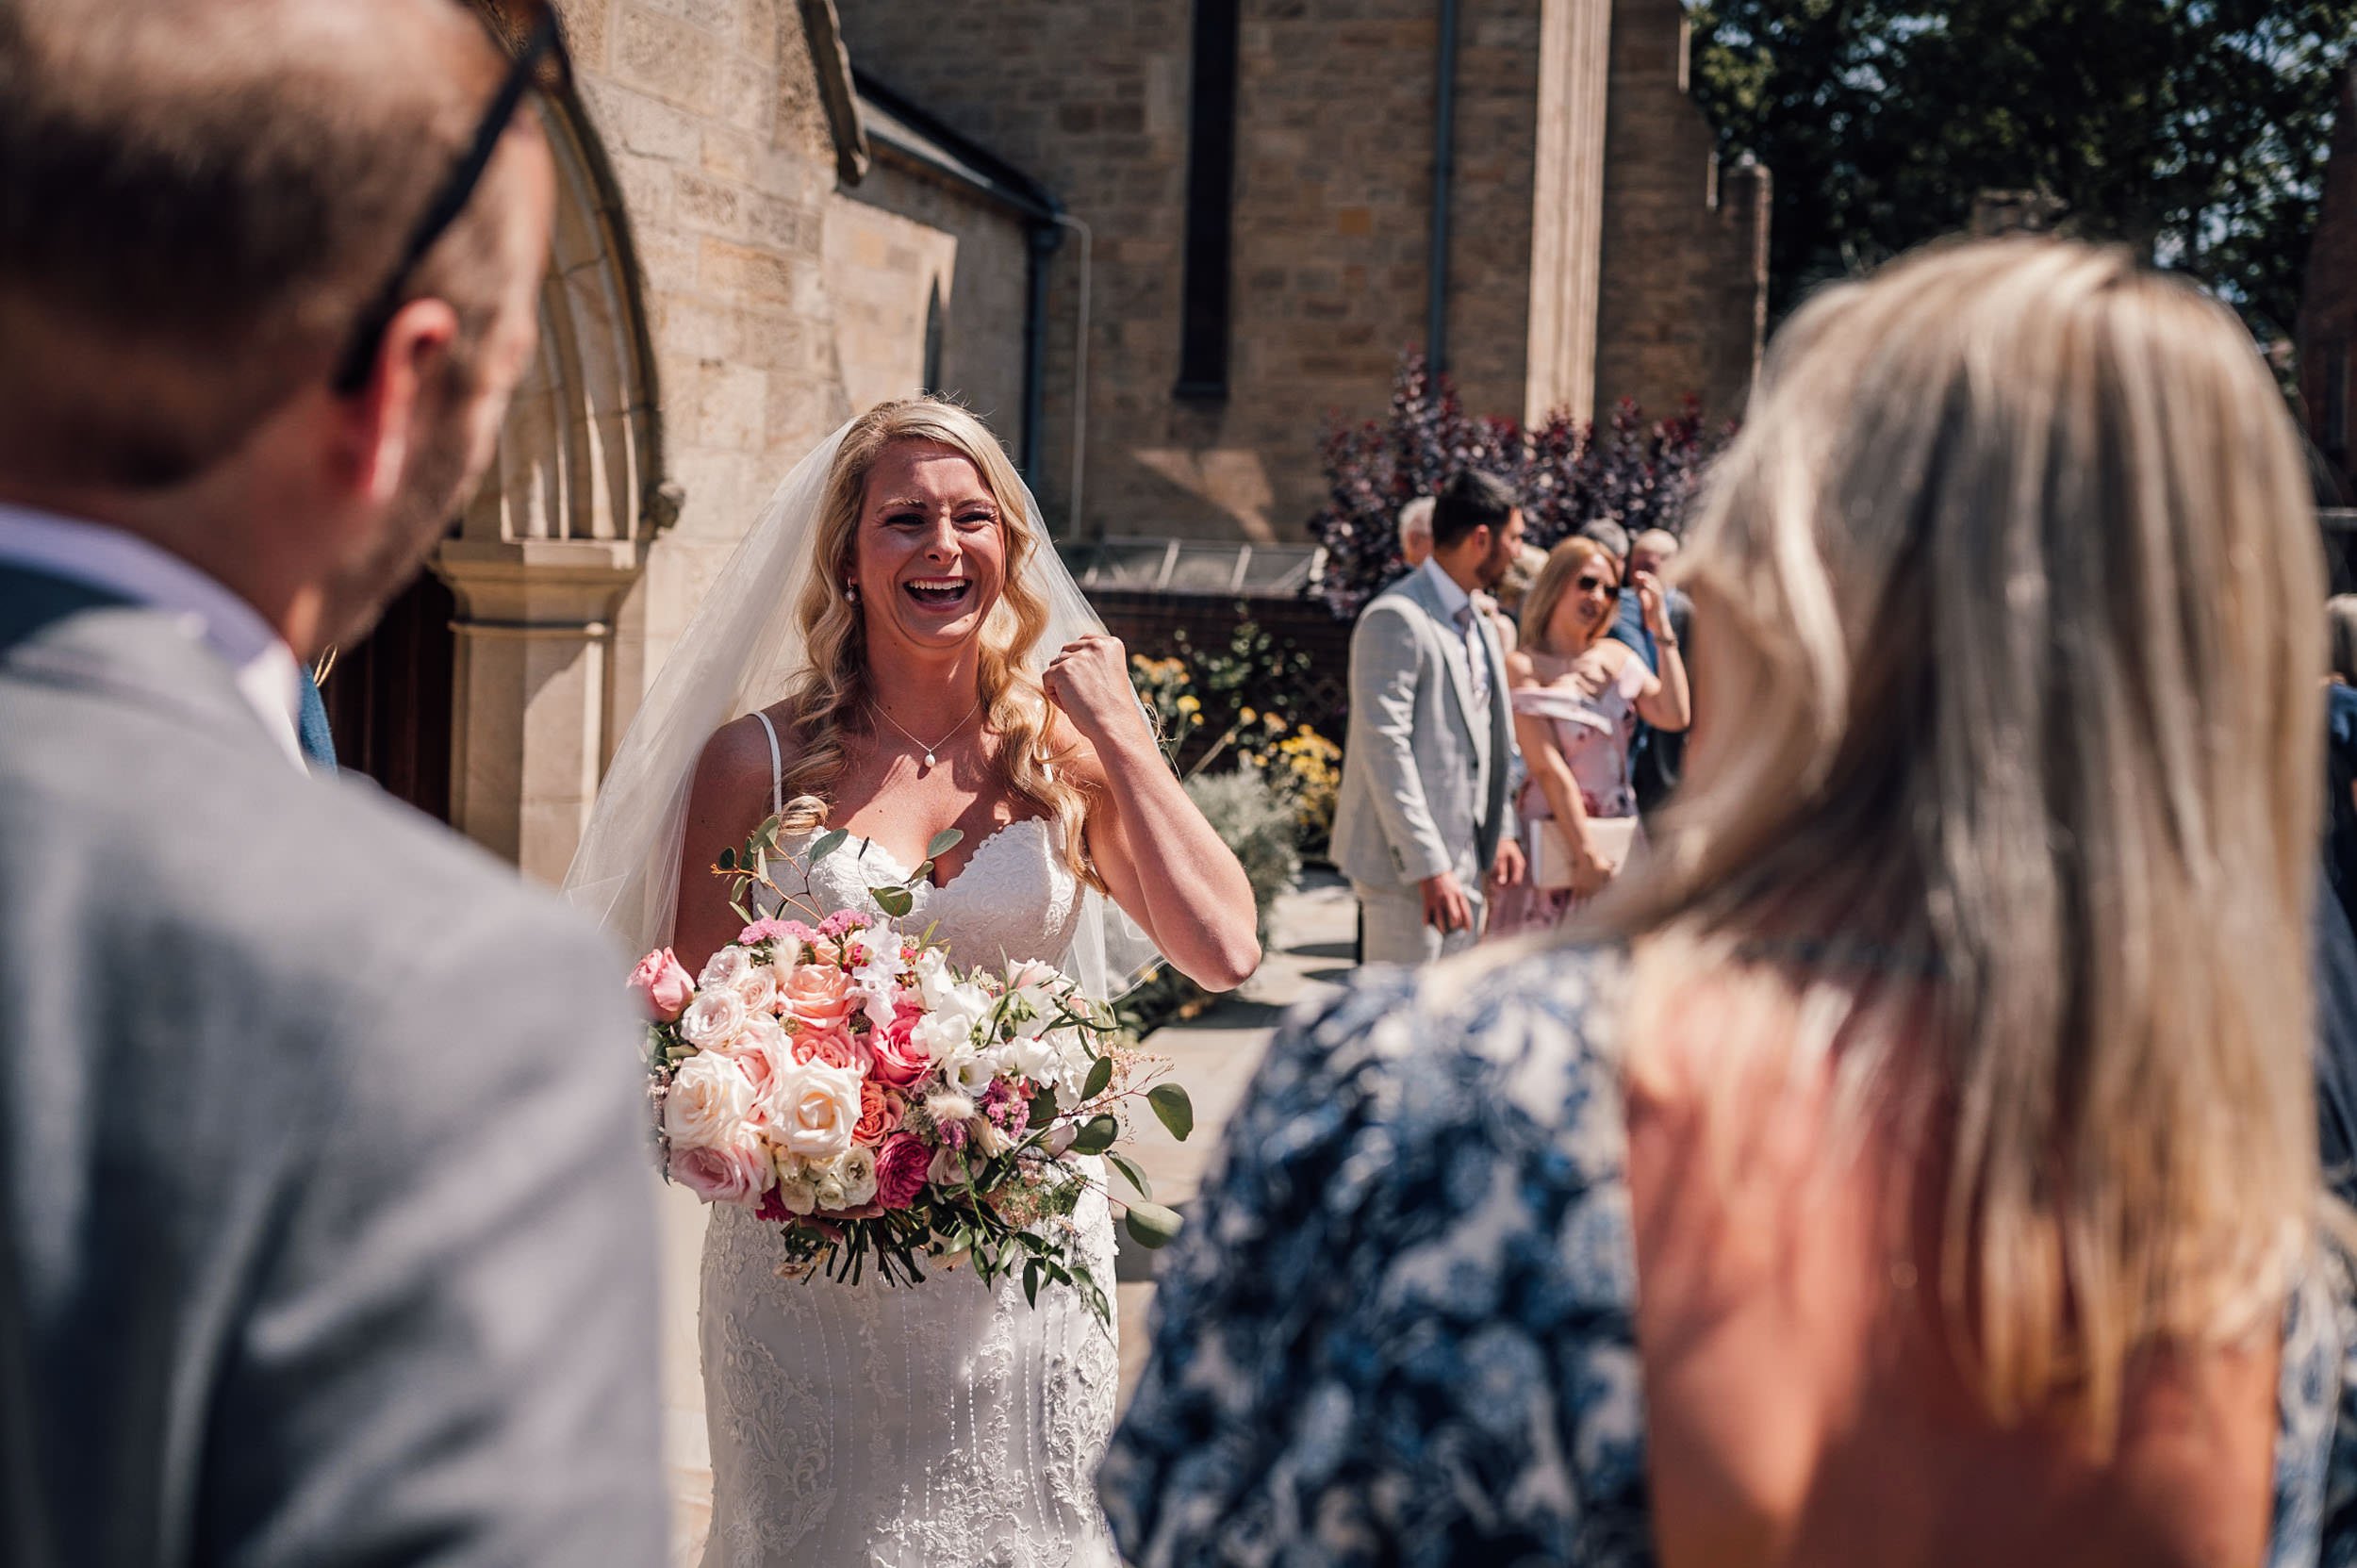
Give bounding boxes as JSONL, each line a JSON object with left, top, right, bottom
{"left": 1592, "top": 0, "right": 1769, "bottom": 421}
{"left": 2301, "top": 70, "right": 2357, "bottom": 503}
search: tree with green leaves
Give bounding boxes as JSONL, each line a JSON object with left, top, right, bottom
{"left": 1689, "top": 1, "right": 2357, "bottom": 341}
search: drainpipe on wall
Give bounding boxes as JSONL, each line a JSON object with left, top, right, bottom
{"left": 1426, "top": 0, "right": 1461, "bottom": 372}
{"left": 1022, "top": 222, "right": 1063, "bottom": 488}
{"left": 1053, "top": 212, "right": 1094, "bottom": 540}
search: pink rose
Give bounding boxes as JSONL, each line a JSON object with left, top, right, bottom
{"left": 628, "top": 948, "right": 696, "bottom": 1020}
{"left": 873, "top": 1132, "right": 931, "bottom": 1211}
{"left": 790, "top": 1025, "right": 871, "bottom": 1075}
{"left": 866, "top": 999, "right": 935, "bottom": 1089}
{"left": 783, "top": 963, "right": 857, "bottom": 1032}
{"left": 670, "top": 1136, "right": 775, "bottom": 1206}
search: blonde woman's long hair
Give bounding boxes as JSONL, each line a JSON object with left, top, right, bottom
{"left": 770, "top": 396, "right": 1099, "bottom": 889}
{"left": 1517, "top": 536, "right": 1616, "bottom": 655}
{"left": 1614, "top": 239, "right": 2325, "bottom": 1440}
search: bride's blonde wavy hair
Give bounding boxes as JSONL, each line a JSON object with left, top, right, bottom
{"left": 768, "top": 396, "right": 1100, "bottom": 890}
{"left": 1605, "top": 239, "right": 2325, "bottom": 1444}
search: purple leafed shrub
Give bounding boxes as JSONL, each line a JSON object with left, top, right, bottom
{"left": 1307, "top": 353, "right": 1734, "bottom": 619}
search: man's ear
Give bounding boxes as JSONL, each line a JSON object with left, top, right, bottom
{"left": 338, "top": 297, "right": 461, "bottom": 505}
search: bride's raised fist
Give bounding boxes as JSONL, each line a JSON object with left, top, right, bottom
{"left": 1042, "top": 634, "right": 1153, "bottom": 751}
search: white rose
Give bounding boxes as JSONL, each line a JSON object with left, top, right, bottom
{"left": 733, "top": 963, "right": 780, "bottom": 1015}
{"left": 767, "top": 1059, "right": 863, "bottom": 1161}
{"left": 664, "top": 1051, "right": 757, "bottom": 1150}
{"left": 700, "top": 944, "right": 755, "bottom": 989}
{"left": 833, "top": 1146, "right": 880, "bottom": 1207}
{"left": 972, "top": 1119, "right": 1014, "bottom": 1159}
{"left": 680, "top": 986, "right": 750, "bottom": 1048}
{"left": 774, "top": 1165, "right": 819, "bottom": 1215}
{"left": 812, "top": 1168, "right": 849, "bottom": 1211}
{"left": 938, "top": 1047, "right": 997, "bottom": 1098}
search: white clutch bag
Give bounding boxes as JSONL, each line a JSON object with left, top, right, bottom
{"left": 1529, "top": 816, "right": 1640, "bottom": 892}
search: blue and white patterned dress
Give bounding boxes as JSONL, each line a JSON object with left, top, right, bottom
{"left": 1100, "top": 946, "right": 2357, "bottom": 1567}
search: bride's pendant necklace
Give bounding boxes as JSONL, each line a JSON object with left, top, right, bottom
{"left": 871, "top": 693, "right": 983, "bottom": 771}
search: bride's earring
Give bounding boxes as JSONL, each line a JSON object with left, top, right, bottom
{"left": 844, "top": 583, "right": 859, "bottom": 603}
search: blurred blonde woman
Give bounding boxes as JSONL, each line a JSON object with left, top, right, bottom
{"left": 1105, "top": 239, "right": 2353, "bottom": 1567}
{"left": 1490, "top": 535, "right": 1689, "bottom": 935}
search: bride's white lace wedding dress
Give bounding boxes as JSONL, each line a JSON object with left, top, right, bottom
{"left": 698, "top": 740, "right": 1120, "bottom": 1567}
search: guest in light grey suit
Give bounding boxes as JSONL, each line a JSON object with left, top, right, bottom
{"left": 0, "top": 3, "right": 665, "bottom": 1563}
{"left": 1332, "top": 470, "right": 1528, "bottom": 963}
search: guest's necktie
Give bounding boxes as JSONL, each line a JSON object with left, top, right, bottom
{"left": 1455, "top": 602, "right": 1492, "bottom": 712}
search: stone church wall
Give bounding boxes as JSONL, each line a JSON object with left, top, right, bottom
{"left": 826, "top": 160, "right": 1034, "bottom": 458}
{"left": 835, "top": 0, "right": 1765, "bottom": 546}
{"left": 1592, "top": 0, "right": 1768, "bottom": 421}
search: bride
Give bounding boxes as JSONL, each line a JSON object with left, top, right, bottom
{"left": 564, "top": 396, "right": 1260, "bottom": 1566}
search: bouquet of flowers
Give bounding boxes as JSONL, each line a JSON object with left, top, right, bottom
{"left": 632, "top": 815, "right": 1192, "bottom": 1324}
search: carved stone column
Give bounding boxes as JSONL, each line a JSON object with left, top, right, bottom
{"left": 1526, "top": 0, "right": 1614, "bottom": 424}
{"left": 436, "top": 539, "right": 647, "bottom": 884}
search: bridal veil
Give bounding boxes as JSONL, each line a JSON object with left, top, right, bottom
{"left": 560, "top": 413, "right": 1162, "bottom": 1002}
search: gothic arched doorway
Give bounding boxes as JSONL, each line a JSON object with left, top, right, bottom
{"left": 317, "top": 70, "right": 666, "bottom": 868}
{"left": 320, "top": 541, "right": 457, "bottom": 821}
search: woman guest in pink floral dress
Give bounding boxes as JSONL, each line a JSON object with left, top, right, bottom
{"left": 1489, "top": 536, "right": 1690, "bottom": 935}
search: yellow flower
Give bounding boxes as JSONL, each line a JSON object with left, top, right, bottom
{"left": 1177, "top": 695, "right": 1199, "bottom": 714}
{"left": 1240, "top": 707, "right": 1257, "bottom": 724}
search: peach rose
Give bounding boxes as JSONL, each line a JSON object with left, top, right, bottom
{"left": 866, "top": 999, "right": 935, "bottom": 1089}
{"left": 767, "top": 1059, "right": 863, "bottom": 1161}
{"left": 783, "top": 963, "right": 856, "bottom": 1031}
{"left": 627, "top": 948, "right": 696, "bottom": 1020}
{"left": 852, "top": 1081, "right": 905, "bottom": 1147}
{"left": 714, "top": 1025, "right": 791, "bottom": 1125}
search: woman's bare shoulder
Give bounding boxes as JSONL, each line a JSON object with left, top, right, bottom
{"left": 693, "top": 707, "right": 790, "bottom": 798}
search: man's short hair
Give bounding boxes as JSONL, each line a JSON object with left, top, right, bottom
{"left": 1397, "top": 495, "right": 1436, "bottom": 543}
{"left": 1580, "top": 520, "right": 1631, "bottom": 559}
{"left": 1430, "top": 469, "right": 1518, "bottom": 551}
{"left": 1632, "top": 528, "right": 1681, "bottom": 560}
{"left": 0, "top": 0, "right": 536, "bottom": 490}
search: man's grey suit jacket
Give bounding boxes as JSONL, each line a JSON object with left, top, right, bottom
{"left": 0, "top": 564, "right": 667, "bottom": 1566}
{"left": 1329, "top": 567, "right": 1516, "bottom": 893}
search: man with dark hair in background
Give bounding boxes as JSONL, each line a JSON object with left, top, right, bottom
{"left": 0, "top": 3, "right": 666, "bottom": 1563}
{"left": 1333, "top": 468, "right": 1526, "bottom": 964}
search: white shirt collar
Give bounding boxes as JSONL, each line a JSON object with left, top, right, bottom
{"left": 1419, "top": 556, "right": 1475, "bottom": 621}
{"left": 0, "top": 503, "right": 308, "bottom": 769}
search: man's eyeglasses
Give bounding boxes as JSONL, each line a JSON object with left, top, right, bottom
{"left": 329, "top": 1, "right": 569, "bottom": 395}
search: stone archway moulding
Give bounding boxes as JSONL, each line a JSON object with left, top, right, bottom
{"left": 433, "top": 74, "right": 677, "bottom": 881}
